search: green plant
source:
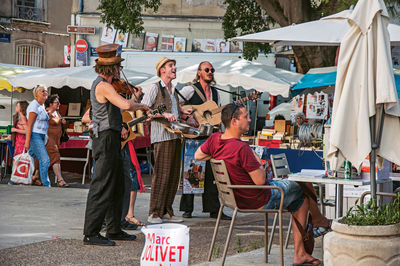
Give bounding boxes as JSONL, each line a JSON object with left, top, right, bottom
{"left": 237, "top": 236, "right": 242, "bottom": 253}
{"left": 340, "top": 194, "right": 400, "bottom": 226}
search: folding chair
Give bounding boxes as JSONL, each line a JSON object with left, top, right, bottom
{"left": 208, "top": 159, "right": 286, "bottom": 266}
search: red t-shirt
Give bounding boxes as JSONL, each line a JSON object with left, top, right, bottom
{"left": 201, "top": 132, "right": 270, "bottom": 209}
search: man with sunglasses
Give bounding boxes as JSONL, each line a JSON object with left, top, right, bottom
{"left": 83, "top": 44, "right": 149, "bottom": 246}
{"left": 178, "top": 61, "right": 231, "bottom": 220}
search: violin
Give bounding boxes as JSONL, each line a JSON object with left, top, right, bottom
{"left": 111, "top": 69, "right": 143, "bottom": 102}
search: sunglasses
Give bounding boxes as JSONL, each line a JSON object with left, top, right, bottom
{"left": 203, "top": 67, "right": 215, "bottom": 73}
{"left": 231, "top": 101, "right": 239, "bottom": 120}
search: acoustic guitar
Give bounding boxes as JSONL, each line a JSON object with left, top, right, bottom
{"left": 181, "top": 91, "right": 262, "bottom": 126}
{"left": 121, "top": 104, "right": 167, "bottom": 149}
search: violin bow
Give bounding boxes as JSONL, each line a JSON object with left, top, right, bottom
{"left": 120, "top": 69, "right": 141, "bottom": 102}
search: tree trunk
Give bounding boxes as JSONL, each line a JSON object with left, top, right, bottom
{"left": 255, "top": 0, "right": 338, "bottom": 73}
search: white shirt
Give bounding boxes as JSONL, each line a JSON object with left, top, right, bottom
{"left": 141, "top": 80, "right": 179, "bottom": 144}
{"left": 27, "top": 100, "right": 49, "bottom": 135}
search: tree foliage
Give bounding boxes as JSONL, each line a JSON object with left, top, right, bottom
{"left": 98, "top": 0, "right": 161, "bottom": 35}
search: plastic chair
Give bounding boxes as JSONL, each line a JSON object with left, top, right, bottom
{"left": 208, "top": 159, "right": 286, "bottom": 266}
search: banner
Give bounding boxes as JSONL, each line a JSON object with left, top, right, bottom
{"left": 183, "top": 139, "right": 206, "bottom": 194}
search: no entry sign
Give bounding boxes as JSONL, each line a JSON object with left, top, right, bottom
{"left": 76, "top": 39, "right": 88, "bottom": 53}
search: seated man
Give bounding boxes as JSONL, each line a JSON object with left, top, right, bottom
{"left": 194, "top": 103, "right": 329, "bottom": 266}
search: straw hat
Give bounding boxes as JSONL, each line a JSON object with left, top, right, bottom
{"left": 155, "top": 57, "right": 176, "bottom": 77}
{"left": 95, "top": 44, "right": 124, "bottom": 65}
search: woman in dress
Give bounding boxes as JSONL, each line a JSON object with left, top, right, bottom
{"left": 25, "top": 85, "right": 50, "bottom": 187}
{"left": 11, "top": 101, "right": 29, "bottom": 156}
{"left": 44, "top": 94, "right": 69, "bottom": 187}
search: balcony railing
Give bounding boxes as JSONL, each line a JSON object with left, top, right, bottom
{"left": 15, "top": 4, "right": 44, "bottom": 22}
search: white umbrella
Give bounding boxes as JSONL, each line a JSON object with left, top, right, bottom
{"left": 8, "top": 66, "right": 153, "bottom": 90}
{"left": 230, "top": 9, "right": 400, "bottom": 46}
{"left": 327, "top": 0, "right": 400, "bottom": 199}
{"left": 174, "top": 59, "right": 303, "bottom": 97}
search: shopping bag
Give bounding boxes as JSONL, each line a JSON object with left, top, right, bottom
{"left": 141, "top": 224, "right": 190, "bottom": 266}
{"left": 10, "top": 151, "right": 34, "bottom": 185}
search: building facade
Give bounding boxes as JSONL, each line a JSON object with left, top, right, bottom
{"left": 0, "top": 0, "right": 72, "bottom": 68}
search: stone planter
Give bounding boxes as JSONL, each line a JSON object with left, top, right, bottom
{"left": 324, "top": 221, "right": 400, "bottom": 266}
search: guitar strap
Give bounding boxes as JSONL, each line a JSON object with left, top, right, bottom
{"left": 192, "top": 84, "right": 207, "bottom": 103}
{"left": 175, "top": 88, "right": 189, "bottom": 105}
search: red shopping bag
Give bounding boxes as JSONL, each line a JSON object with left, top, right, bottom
{"left": 11, "top": 151, "right": 34, "bottom": 184}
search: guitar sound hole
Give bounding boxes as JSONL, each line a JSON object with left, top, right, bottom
{"left": 203, "top": 111, "right": 212, "bottom": 120}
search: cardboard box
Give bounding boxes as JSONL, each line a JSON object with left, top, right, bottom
{"left": 274, "top": 120, "right": 290, "bottom": 133}
{"left": 258, "top": 139, "right": 281, "bottom": 148}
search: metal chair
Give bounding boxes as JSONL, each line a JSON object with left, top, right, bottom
{"left": 269, "top": 153, "right": 292, "bottom": 251}
{"left": 208, "top": 159, "right": 286, "bottom": 266}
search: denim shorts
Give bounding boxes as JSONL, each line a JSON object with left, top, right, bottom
{"left": 262, "top": 179, "right": 305, "bottom": 213}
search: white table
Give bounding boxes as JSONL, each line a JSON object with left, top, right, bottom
{"left": 288, "top": 174, "right": 391, "bottom": 217}
{"left": 390, "top": 175, "right": 400, "bottom": 182}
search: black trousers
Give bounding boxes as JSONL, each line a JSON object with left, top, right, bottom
{"left": 83, "top": 130, "right": 124, "bottom": 236}
{"left": 121, "top": 145, "right": 132, "bottom": 221}
{"left": 179, "top": 160, "right": 220, "bottom": 213}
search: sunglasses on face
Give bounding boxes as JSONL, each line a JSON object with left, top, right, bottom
{"left": 203, "top": 67, "right": 215, "bottom": 73}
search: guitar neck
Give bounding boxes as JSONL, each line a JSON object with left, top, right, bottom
{"left": 212, "top": 96, "right": 253, "bottom": 115}
{"left": 127, "top": 115, "right": 148, "bottom": 128}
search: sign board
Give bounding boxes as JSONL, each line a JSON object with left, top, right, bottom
{"left": 90, "top": 47, "right": 98, "bottom": 57}
{"left": 76, "top": 50, "right": 88, "bottom": 66}
{"left": 75, "top": 39, "right": 88, "bottom": 53}
{"left": 67, "top": 25, "right": 95, "bottom": 35}
{"left": 0, "top": 33, "right": 11, "bottom": 43}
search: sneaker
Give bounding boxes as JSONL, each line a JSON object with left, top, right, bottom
{"left": 162, "top": 213, "right": 183, "bottom": 223}
{"left": 210, "top": 212, "right": 232, "bottom": 220}
{"left": 83, "top": 234, "right": 115, "bottom": 246}
{"left": 106, "top": 230, "right": 136, "bottom": 241}
{"left": 147, "top": 214, "right": 163, "bottom": 224}
{"left": 182, "top": 211, "right": 192, "bottom": 218}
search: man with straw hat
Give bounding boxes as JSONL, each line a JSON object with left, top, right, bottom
{"left": 141, "top": 57, "right": 193, "bottom": 224}
{"left": 83, "top": 44, "right": 149, "bottom": 246}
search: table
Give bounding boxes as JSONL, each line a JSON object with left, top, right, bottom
{"left": 288, "top": 174, "right": 391, "bottom": 217}
{"left": 390, "top": 175, "right": 400, "bottom": 182}
{"left": 59, "top": 136, "right": 151, "bottom": 184}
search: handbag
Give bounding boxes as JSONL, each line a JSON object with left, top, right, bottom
{"left": 10, "top": 150, "right": 34, "bottom": 185}
{"left": 293, "top": 214, "right": 314, "bottom": 254}
{"left": 60, "top": 125, "right": 69, "bottom": 143}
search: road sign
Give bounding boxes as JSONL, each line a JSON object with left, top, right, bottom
{"left": 67, "top": 25, "right": 95, "bottom": 35}
{"left": 75, "top": 39, "right": 88, "bottom": 53}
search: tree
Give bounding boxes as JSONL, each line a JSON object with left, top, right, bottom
{"left": 224, "top": 0, "right": 399, "bottom": 73}
{"left": 98, "top": 0, "right": 161, "bottom": 36}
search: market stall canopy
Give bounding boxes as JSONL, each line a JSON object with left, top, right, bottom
{"left": 172, "top": 59, "right": 303, "bottom": 97}
{"left": 0, "top": 63, "right": 37, "bottom": 93}
{"left": 230, "top": 9, "right": 400, "bottom": 46}
{"left": 8, "top": 66, "right": 153, "bottom": 90}
{"left": 292, "top": 67, "right": 400, "bottom": 96}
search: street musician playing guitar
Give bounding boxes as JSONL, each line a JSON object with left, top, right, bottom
{"left": 177, "top": 61, "right": 231, "bottom": 220}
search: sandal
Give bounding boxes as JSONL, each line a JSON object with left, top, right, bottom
{"left": 125, "top": 216, "right": 145, "bottom": 226}
{"left": 31, "top": 177, "right": 42, "bottom": 186}
{"left": 57, "top": 180, "right": 69, "bottom": 187}
{"left": 293, "top": 258, "right": 322, "bottom": 265}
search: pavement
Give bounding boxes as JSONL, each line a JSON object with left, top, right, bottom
{"left": 0, "top": 175, "right": 323, "bottom": 265}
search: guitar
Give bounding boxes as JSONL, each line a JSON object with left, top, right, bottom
{"left": 181, "top": 91, "right": 262, "bottom": 126}
{"left": 121, "top": 103, "right": 167, "bottom": 149}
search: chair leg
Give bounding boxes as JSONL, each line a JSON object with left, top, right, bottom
{"left": 268, "top": 213, "right": 278, "bottom": 254}
{"left": 278, "top": 211, "right": 284, "bottom": 266}
{"left": 82, "top": 149, "right": 90, "bottom": 185}
{"left": 264, "top": 213, "right": 268, "bottom": 263}
{"left": 207, "top": 206, "right": 224, "bottom": 261}
{"left": 221, "top": 208, "right": 238, "bottom": 266}
{"left": 285, "top": 217, "right": 292, "bottom": 249}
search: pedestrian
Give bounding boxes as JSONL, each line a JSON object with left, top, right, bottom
{"left": 25, "top": 85, "right": 50, "bottom": 187}
{"left": 11, "top": 100, "right": 28, "bottom": 156}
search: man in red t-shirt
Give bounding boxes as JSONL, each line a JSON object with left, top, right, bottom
{"left": 195, "top": 103, "right": 324, "bottom": 266}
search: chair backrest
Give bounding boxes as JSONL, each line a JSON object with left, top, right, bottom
{"left": 210, "top": 159, "right": 238, "bottom": 210}
{"left": 270, "top": 153, "right": 290, "bottom": 179}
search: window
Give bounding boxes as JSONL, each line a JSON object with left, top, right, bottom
{"left": 14, "top": 0, "right": 46, "bottom": 22}
{"left": 16, "top": 44, "right": 44, "bottom": 67}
